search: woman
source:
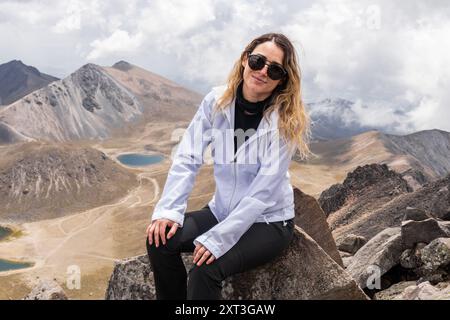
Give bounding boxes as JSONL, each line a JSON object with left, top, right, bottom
{"left": 146, "top": 32, "right": 311, "bottom": 300}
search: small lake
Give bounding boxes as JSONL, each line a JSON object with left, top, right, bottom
{"left": 117, "top": 153, "right": 164, "bottom": 167}
{"left": 0, "top": 226, "right": 12, "bottom": 241}
{"left": 0, "top": 226, "right": 33, "bottom": 272}
{"left": 0, "top": 259, "right": 34, "bottom": 272}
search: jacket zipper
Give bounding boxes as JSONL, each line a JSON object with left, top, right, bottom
{"left": 227, "top": 158, "right": 237, "bottom": 215}
{"left": 223, "top": 102, "right": 274, "bottom": 216}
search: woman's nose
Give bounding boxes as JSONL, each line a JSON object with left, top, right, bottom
{"left": 259, "top": 65, "right": 269, "bottom": 77}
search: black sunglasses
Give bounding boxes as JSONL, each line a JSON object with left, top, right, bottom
{"left": 247, "top": 53, "right": 287, "bottom": 81}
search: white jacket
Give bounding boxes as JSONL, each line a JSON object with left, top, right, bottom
{"left": 151, "top": 85, "right": 296, "bottom": 259}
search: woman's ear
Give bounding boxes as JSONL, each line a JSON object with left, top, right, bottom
{"left": 242, "top": 56, "right": 247, "bottom": 69}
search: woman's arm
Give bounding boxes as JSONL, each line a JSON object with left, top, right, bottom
{"left": 150, "top": 91, "right": 214, "bottom": 227}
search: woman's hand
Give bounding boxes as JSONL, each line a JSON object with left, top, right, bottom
{"left": 193, "top": 243, "right": 216, "bottom": 266}
{"left": 146, "top": 218, "right": 179, "bottom": 247}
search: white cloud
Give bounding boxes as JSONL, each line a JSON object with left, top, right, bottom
{"left": 0, "top": 0, "right": 450, "bottom": 133}
{"left": 87, "top": 30, "right": 144, "bottom": 60}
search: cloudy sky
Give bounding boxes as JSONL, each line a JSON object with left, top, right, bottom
{"left": 1, "top": 0, "right": 449, "bottom": 133}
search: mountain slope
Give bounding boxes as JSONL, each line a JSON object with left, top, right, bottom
{"left": 0, "top": 141, "right": 138, "bottom": 222}
{"left": 300, "top": 129, "right": 450, "bottom": 190}
{"left": 0, "top": 61, "right": 202, "bottom": 143}
{"left": 0, "top": 60, "right": 58, "bottom": 105}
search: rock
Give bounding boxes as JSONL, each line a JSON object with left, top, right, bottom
{"left": 318, "top": 183, "right": 348, "bottom": 216}
{"left": 402, "top": 207, "right": 431, "bottom": 221}
{"left": 441, "top": 208, "right": 450, "bottom": 221}
{"left": 293, "top": 188, "right": 343, "bottom": 266}
{"left": 342, "top": 256, "right": 354, "bottom": 269}
{"left": 394, "top": 281, "right": 450, "bottom": 300}
{"left": 337, "top": 234, "right": 367, "bottom": 254}
{"left": 399, "top": 243, "right": 426, "bottom": 269}
{"left": 105, "top": 226, "right": 368, "bottom": 300}
{"left": 339, "top": 250, "right": 353, "bottom": 258}
{"left": 401, "top": 218, "right": 449, "bottom": 248}
{"left": 346, "top": 227, "right": 404, "bottom": 289}
{"left": 23, "top": 279, "right": 68, "bottom": 300}
{"left": 319, "top": 163, "right": 411, "bottom": 217}
{"left": 417, "top": 271, "right": 448, "bottom": 285}
{"left": 373, "top": 281, "right": 417, "bottom": 300}
{"left": 419, "top": 238, "right": 450, "bottom": 273}
{"left": 330, "top": 172, "right": 450, "bottom": 244}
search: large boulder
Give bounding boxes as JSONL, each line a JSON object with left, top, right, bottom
{"left": 401, "top": 218, "right": 450, "bottom": 248}
{"left": 23, "top": 279, "right": 68, "bottom": 300}
{"left": 105, "top": 226, "right": 368, "bottom": 300}
{"left": 419, "top": 238, "right": 450, "bottom": 273}
{"left": 293, "top": 188, "right": 343, "bottom": 266}
{"left": 337, "top": 234, "right": 367, "bottom": 255}
{"left": 346, "top": 227, "right": 404, "bottom": 289}
{"left": 326, "top": 169, "right": 450, "bottom": 245}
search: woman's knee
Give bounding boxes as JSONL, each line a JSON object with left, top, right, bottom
{"left": 188, "top": 263, "right": 223, "bottom": 283}
{"left": 145, "top": 233, "right": 181, "bottom": 255}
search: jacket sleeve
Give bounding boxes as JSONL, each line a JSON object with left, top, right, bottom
{"left": 150, "top": 91, "right": 214, "bottom": 227}
{"left": 193, "top": 131, "right": 296, "bottom": 259}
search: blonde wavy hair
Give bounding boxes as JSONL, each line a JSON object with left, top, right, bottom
{"left": 213, "top": 33, "right": 312, "bottom": 160}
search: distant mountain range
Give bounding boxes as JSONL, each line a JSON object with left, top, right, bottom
{"left": 0, "top": 60, "right": 58, "bottom": 106}
{"left": 306, "top": 98, "right": 409, "bottom": 141}
{"left": 0, "top": 61, "right": 201, "bottom": 144}
{"left": 302, "top": 129, "right": 450, "bottom": 189}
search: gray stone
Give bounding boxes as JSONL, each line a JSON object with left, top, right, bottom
{"left": 293, "top": 188, "right": 343, "bottom": 266}
{"left": 401, "top": 218, "right": 449, "bottom": 248}
{"left": 373, "top": 281, "right": 417, "bottom": 300}
{"left": 400, "top": 243, "right": 426, "bottom": 269}
{"left": 420, "top": 238, "right": 450, "bottom": 273}
{"left": 402, "top": 207, "right": 431, "bottom": 222}
{"left": 394, "top": 281, "right": 450, "bottom": 300}
{"left": 105, "top": 226, "right": 368, "bottom": 300}
{"left": 23, "top": 279, "right": 68, "bottom": 300}
{"left": 342, "top": 256, "right": 355, "bottom": 269}
{"left": 346, "top": 227, "right": 404, "bottom": 289}
{"left": 337, "top": 234, "right": 367, "bottom": 254}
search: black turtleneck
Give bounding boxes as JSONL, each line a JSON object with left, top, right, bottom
{"left": 234, "top": 81, "right": 274, "bottom": 154}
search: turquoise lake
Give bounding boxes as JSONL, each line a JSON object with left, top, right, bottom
{"left": 0, "top": 226, "right": 33, "bottom": 272}
{"left": 117, "top": 153, "right": 164, "bottom": 167}
{"left": 0, "top": 259, "right": 33, "bottom": 272}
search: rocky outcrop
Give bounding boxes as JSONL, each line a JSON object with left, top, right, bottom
{"left": 105, "top": 226, "right": 368, "bottom": 300}
{"left": 345, "top": 211, "right": 450, "bottom": 292}
{"left": 319, "top": 163, "right": 412, "bottom": 216}
{"left": 23, "top": 279, "right": 68, "bottom": 300}
{"left": 292, "top": 188, "right": 343, "bottom": 266}
{"left": 327, "top": 166, "right": 450, "bottom": 244}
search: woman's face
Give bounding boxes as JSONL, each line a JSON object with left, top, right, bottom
{"left": 241, "top": 41, "right": 285, "bottom": 102}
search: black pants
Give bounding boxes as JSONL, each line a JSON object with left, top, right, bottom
{"left": 146, "top": 205, "right": 294, "bottom": 300}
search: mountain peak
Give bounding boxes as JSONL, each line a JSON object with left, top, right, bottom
{"left": 0, "top": 60, "right": 58, "bottom": 105}
{"left": 112, "top": 60, "right": 133, "bottom": 71}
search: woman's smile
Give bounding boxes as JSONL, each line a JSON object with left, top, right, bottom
{"left": 251, "top": 74, "right": 267, "bottom": 85}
